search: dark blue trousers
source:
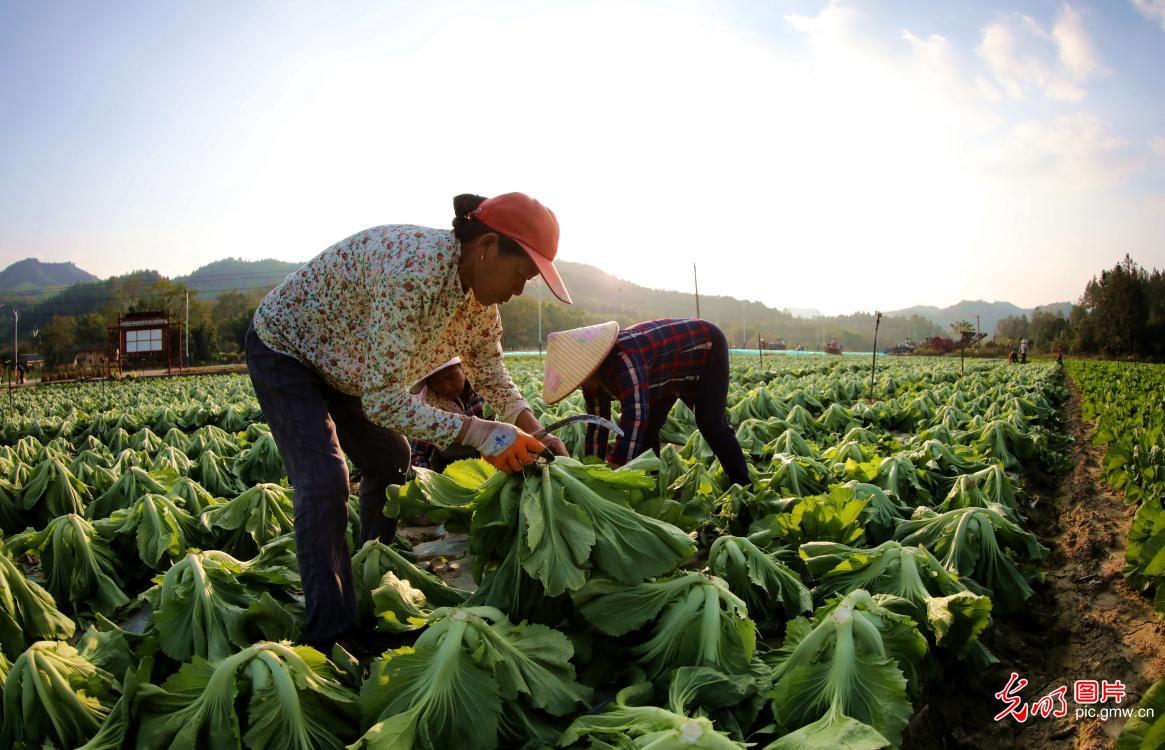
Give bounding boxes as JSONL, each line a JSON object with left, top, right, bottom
{"left": 641, "top": 326, "right": 751, "bottom": 487}
{"left": 245, "top": 321, "right": 410, "bottom": 645}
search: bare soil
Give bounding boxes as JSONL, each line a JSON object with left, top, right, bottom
{"left": 903, "top": 380, "right": 1165, "bottom": 749}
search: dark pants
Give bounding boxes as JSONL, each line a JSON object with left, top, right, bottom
{"left": 245, "top": 321, "right": 409, "bottom": 645}
{"left": 641, "top": 328, "right": 751, "bottom": 487}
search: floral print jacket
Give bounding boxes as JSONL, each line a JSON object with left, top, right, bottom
{"left": 253, "top": 224, "right": 530, "bottom": 448}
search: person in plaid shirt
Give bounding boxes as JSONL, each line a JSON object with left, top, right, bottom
{"left": 409, "top": 358, "right": 486, "bottom": 472}
{"left": 579, "top": 318, "right": 751, "bottom": 487}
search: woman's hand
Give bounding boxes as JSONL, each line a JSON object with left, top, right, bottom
{"left": 513, "top": 408, "right": 568, "bottom": 457}
{"left": 460, "top": 417, "right": 544, "bottom": 473}
{"left": 542, "top": 435, "right": 569, "bottom": 457}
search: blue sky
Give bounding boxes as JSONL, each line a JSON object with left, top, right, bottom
{"left": 2, "top": 0, "right": 1163, "bottom": 314}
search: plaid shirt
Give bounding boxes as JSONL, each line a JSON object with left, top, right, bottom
{"left": 583, "top": 318, "right": 717, "bottom": 465}
{"left": 410, "top": 383, "right": 485, "bottom": 469}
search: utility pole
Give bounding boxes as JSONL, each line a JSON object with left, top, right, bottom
{"left": 537, "top": 283, "right": 544, "bottom": 359}
{"left": 184, "top": 290, "right": 190, "bottom": 369}
{"left": 869, "top": 311, "right": 882, "bottom": 401}
{"left": 976, "top": 314, "right": 981, "bottom": 354}
{"left": 693, "top": 263, "right": 701, "bottom": 319}
{"left": 0, "top": 305, "right": 15, "bottom": 390}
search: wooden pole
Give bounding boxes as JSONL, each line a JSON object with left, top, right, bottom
{"left": 869, "top": 312, "right": 882, "bottom": 400}
{"left": 537, "top": 283, "right": 543, "bottom": 359}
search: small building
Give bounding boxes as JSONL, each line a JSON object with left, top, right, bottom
{"left": 71, "top": 349, "right": 108, "bottom": 368}
{"left": 108, "top": 311, "right": 175, "bottom": 372}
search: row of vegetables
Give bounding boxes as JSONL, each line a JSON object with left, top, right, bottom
{"left": 0, "top": 361, "right": 1068, "bottom": 748}
{"left": 1067, "top": 360, "right": 1165, "bottom": 749}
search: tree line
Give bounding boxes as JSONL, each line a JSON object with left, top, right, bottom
{"left": 8, "top": 253, "right": 1162, "bottom": 370}
{"left": 0, "top": 272, "right": 261, "bottom": 368}
{"left": 994, "top": 255, "right": 1165, "bottom": 359}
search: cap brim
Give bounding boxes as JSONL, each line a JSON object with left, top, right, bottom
{"left": 520, "top": 245, "right": 572, "bottom": 304}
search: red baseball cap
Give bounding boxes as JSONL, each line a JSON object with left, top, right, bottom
{"left": 468, "top": 192, "right": 572, "bottom": 304}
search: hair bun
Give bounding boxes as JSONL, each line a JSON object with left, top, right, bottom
{"left": 453, "top": 193, "right": 487, "bottom": 220}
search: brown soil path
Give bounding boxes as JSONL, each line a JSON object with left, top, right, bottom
{"left": 904, "top": 379, "right": 1165, "bottom": 749}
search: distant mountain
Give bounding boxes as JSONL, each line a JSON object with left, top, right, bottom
{"left": 0, "top": 258, "right": 98, "bottom": 293}
{"left": 507, "top": 262, "right": 945, "bottom": 351}
{"left": 549, "top": 261, "right": 781, "bottom": 326}
{"left": 176, "top": 258, "right": 303, "bottom": 298}
{"left": 886, "top": 299, "right": 1073, "bottom": 335}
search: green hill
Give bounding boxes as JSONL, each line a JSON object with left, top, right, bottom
{"left": 0, "top": 258, "right": 98, "bottom": 293}
{"left": 502, "top": 261, "right": 945, "bottom": 351}
{"left": 887, "top": 299, "right": 1073, "bottom": 334}
{"left": 175, "top": 258, "right": 302, "bottom": 298}
{"left": 3, "top": 255, "right": 1073, "bottom": 354}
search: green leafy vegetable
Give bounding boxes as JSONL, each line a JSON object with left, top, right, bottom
{"left": 353, "top": 539, "right": 468, "bottom": 620}
{"left": 95, "top": 492, "right": 197, "bottom": 567}
{"left": 709, "top": 534, "right": 812, "bottom": 622}
{"left": 0, "top": 544, "right": 75, "bottom": 655}
{"left": 894, "top": 505, "right": 1046, "bottom": 612}
{"left": 135, "top": 641, "right": 358, "bottom": 750}
{"left": 574, "top": 573, "right": 756, "bottom": 676}
{"left": 200, "top": 482, "right": 295, "bottom": 556}
{"left": 768, "top": 590, "right": 926, "bottom": 747}
{"left": 559, "top": 675, "right": 746, "bottom": 749}
{"left": 1, "top": 640, "right": 119, "bottom": 749}
{"left": 20, "top": 456, "right": 89, "bottom": 520}
{"left": 150, "top": 549, "right": 300, "bottom": 661}
{"left": 7, "top": 514, "right": 128, "bottom": 615}
{"left": 353, "top": 606, "right": 589, "bottom": 750}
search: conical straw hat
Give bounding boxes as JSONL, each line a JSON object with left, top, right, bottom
{"left": 543, "top": 322, "right": 620, "bottom": 404}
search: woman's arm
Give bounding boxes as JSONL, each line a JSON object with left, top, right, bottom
{"left": 583, "top": 390, "right": 611, "bottom": 458}
{"left": 514, "top": 408, "right": 568, "bottom": 456}
{"left": 361, "top": 262, "right": 471, "bottom": 449}
{"left": 459, "top": 306, "right": 532, "bottom": 424}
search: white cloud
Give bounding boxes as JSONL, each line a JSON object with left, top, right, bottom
{"left": 6, "top": 0, "right": 1159, "bottom": 315}
{"left": 976, "top": 5, "right": 1101, "bottom": 101}
{"left": 980, "top": 115, "right": 1141, "bottom": 189}
{"left": 784, "top": 1, "right": 859, "bottom": 39}
{"left": 1151, "top": 136, "right": 1165, "bottom": 157}
{"left": 1132, "top": 0, "right": 1165, "bottom": 31}
{"left": 1053, "top": 5, "right": 1104, "bottom": 79}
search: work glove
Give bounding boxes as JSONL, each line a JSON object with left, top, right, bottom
{"left": 462, "top": 417, "right": 545, "bottom": 474}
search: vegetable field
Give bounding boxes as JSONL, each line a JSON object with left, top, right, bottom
{"left": 1069, "top": 360, "right": 1165, "bottom": 747}
{"left": 0, "top": 358, "right": 1156, "bottom": 749}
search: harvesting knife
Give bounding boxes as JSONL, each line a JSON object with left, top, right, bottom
{"left": 532, "top": 414, "right": 623, "bottom": 462}
{"left": 533, "top": 414, "right": 624, "bottom": 441}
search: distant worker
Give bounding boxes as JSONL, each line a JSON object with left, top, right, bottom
{"left": 409, "top": 358, "right": 485, "bottom": 472}
{"left": 1008, "top": 348, "right": 1017, "bottom": 364}
{"left": 1019, "top": 338, "right": 1029, "bottom": 364}
{"left": 543, "top": 319, "right": 751, "bottom": 488}
{"left": 1057, "top": 343, "right": 1065, "bottom": 366}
